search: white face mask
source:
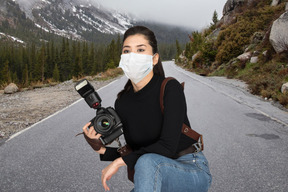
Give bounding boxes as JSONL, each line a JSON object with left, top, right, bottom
{"left": 119, "top": 53, "right": 154, "bottom": 84}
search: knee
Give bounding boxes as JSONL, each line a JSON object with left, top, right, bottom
{"left": 135, "top": 153, "right": 159, "bottom": 171}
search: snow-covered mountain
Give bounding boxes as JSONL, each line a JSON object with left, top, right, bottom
{"left": 14, "top": 0, "right": 134, "bottom": 40}
{"left": 0, "top": 0, "right": 190, "bottom": 45}
{"left": 0, "top": 32, "right": 25, "bottom": 44}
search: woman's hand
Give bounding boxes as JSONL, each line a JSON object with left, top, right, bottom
{"left": 82, "top": 122, "right": 98, "bottom": 139}
{"left": 82, "top": 122, "right": 106, "bottom": 154}
{"left": 101, "top": 158, "right": 126, "bottom": 191}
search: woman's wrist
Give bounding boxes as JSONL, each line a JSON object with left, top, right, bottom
{"left": 114, "top": 157, "right": 126, "bottom": 167}
{"left": 97, "top": 147, "right": 106, "bottom": 155}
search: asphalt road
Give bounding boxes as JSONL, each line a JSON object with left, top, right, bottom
{"left": 1, "top": 61, "right": 288, "bottom": 192}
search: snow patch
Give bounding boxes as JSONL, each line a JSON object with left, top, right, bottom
{"left": 0, "top": 32, "right": 25, "bottom": 44}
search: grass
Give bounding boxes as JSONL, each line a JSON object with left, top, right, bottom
{"left": 179, "top": 1, "right": 288, "bottom": 108}
{"left": 0, "top": 68, "right": 124, "bottom": 92}
{"left": 209, "top": 55, "right": 288, "bottom": 108}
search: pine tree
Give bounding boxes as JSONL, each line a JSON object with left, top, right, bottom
{"left": 175, "top": 40, "right": 182, "bottom": 60}
{"left": 82, "top": 42, "right": 90, "bottom": 75}
{"left": 38, "top": 43, "right": 46, "bottom": 82}
{"left": 20, "top": 47, "right": 29, "bottom": 84}
{"left": 59, "top": 38, "right": 71, "bottom": 81}
{"left": 211, "top": 10, "right": 219, "bottom": 29}
{"left": 29, "top": 43, "right": 37, "bottom": 81}
{"left": 108, "top": 39, "right": 116, "bottom": 69}
{"left": 52, "top": 63, "right": 60, "bottom": 82}
{"left": 1, "top": 60, "right": 10, "bottom": 83}
{"left": 88, "top": 43, "right": 96, "bottom": 75}
{"left": 22, "top": 63, "right": 29, "bottom": 86}
{"left": 73, "top": 42, "right": 83, "bottom": 78}
{"left": 115, "top": 34, "right": 121, "bottom": 64}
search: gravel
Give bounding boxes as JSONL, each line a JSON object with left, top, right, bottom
{"left": 0, "top": 78, "right": 118, "bottom": 142}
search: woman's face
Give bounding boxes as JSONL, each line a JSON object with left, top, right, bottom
{"left": 122, "top": 34, "right": 159, "bottom": 65}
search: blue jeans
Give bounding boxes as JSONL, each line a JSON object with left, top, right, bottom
{"left": 130, "top": 152, "right": 212, "bottom": 192}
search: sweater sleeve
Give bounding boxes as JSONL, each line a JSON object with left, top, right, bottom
{"left": 122, "top": 79, "right": 186, "bottom": 169}
{"left": 99, "top": 147, "right": 120, "bottom": 161}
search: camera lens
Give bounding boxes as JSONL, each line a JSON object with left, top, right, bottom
{"left": 100, "top": 119, "right": 110, "bottom": 128}
{"left": 94, "top": 115, "right": 114, "bottom": 135}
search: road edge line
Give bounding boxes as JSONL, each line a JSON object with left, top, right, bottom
{"left": 6, "top": 79, "right": 120, "bottom": 142}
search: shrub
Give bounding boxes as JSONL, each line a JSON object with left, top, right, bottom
{"left": 215, "top": 3, "right": 284, "bottom": 64}
{"left": 278, "top": 93, "right": 288, "bottom": 107}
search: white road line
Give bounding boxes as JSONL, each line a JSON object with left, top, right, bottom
{"left": 6, "top": 79, "right": 119, "bottom": 142}
{"left": 171, "top": 62, "right": 288, "bottom": 127}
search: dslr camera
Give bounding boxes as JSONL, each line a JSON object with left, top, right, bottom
{"left": 75, "top": 79, "right": 123, "bottom": 145}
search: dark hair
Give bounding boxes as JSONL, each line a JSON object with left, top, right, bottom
{"left": 117, "top": 26, "right": 165, "bottom": 99}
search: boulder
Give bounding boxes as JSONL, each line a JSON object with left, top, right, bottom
{"left": 251, "top": 31, "right": 265, "bottom": 44}
{"left": 4, "top": 83, "right": 18, "bottom": 94}
{"left": 269, "top": 12, "right": 288, "bottom": 53}
{"left": 208, "top": 28, "right": 221, "bottom": 40}
{"left": 223, "top": 0, "right": 245, "bottom": 15}
{"left": 222, "top": 0, "right": 245, "bottom": 25}
{"left": 271, "top": 0, "right": 280, "bottom": 6}
{"left": 250, "top": 56, "right": 258, "bottom": 63}
{"left": 281, "top": 82, "right": 288, "bottom": 94}
{"left": 237, "top": 52, "right": 252, "bottom": 62}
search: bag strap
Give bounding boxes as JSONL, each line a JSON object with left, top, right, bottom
{"left": 160, "top": 77, "right": 204, "bottom": 150}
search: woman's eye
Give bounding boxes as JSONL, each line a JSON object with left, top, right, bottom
{"left": 123, "top": 50, "right": 130, "bottom": 54}
{"left": 137, "top": 49, "right": 145, "bottom": 52}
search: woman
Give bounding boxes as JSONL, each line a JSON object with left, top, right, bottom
{"left": 82, "top": 26, "right": 212, "bottom": 192}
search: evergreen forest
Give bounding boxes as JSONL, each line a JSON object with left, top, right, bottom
{"left": 0, "top": 36, "right": 177, "bottom": 88}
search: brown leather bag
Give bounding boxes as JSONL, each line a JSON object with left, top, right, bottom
{"left": 119, "top": 77, "right": 204, "bottom": 183}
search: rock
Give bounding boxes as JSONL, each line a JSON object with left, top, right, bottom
{"left": 237, "top": 52, "right": 252, "bottom": 62}
{"left": 271, "top": 0, "right": 280, "bottom": 6}
{"left": 222, "top": 0, "right": 245, "bottom": 25}
{"left": 250, "top": 56, "right": 258, "bottom": 63}
{"left": 0, "top": 131, "right": 5, "bottom": 138}
{"left": 4, "top": 83, "right": 18, "bottom": 94}
{"left": 192, "top": 51, "right": 201, "bottom": 61}
{"left": 208, "top": 28, "right": 221, "bottom": 40}
{"left": 251, "top": 32, "right": 265, "bottom": 44}
{"left": 269, "top": 12, "right": 288, "bottom": 53}
{"left": 281, "top": 82, "right": 288, "bottom": 94}
{"left": 223, "top": 0, "right": 245, "bottom": 15}
{"left": 252, "top": 51, "right": 260, "bottom": 56}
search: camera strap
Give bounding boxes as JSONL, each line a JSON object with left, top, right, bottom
{"left": 119, "top": 77, "right": 204, "bottom": 183}
{"left": 160, "top": 77, "right": 204, "bottom": 151}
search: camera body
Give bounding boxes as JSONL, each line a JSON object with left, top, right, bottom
{"left": 75, "top": 79, "right": 123, "bottom": 145}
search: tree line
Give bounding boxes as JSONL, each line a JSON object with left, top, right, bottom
{"left": 0, "top": 36, "right": 122, "bottom": 87}
{"left": 0, "top": 36, "right": 178, "bottom": 88}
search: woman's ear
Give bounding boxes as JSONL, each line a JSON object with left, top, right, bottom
{"left": 153, "top": 53, "right": 159, "bottom": 65}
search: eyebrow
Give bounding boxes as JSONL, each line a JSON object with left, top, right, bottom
{"left": 123, "top": 44, "right": 147, "bottom": 48}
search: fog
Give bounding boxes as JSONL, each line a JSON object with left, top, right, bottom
{"left": 15, "top": 0, "right": 228, "bottom": 30}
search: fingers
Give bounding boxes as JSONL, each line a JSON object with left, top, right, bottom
{"left": 82, "top": 122, "right": 102, "bottom": 139}
{"left": 82, "top": 122, "right": 91, "bottom": 135}
{"left": 88, "top": 125, "right": 95, "bottom": 135}
{"left": 101, "top": 171, "right": 110, "bottom": 191}
{"left": 101, "top": 161, "right": 121, "bottom": 191}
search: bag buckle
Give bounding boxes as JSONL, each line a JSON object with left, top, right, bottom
{"left": 192, "top": 136, "right": 203, "bottom": 153}
{"left": 192, "top": 142, "right": 202, "bottom": 153}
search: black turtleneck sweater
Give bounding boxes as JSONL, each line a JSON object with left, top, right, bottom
{"left": 100, "top": 74, "right": 196, "bottom": 169}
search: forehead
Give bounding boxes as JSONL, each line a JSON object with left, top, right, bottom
{"left": 123, "top": 34, "right": 149, "bottom": 46}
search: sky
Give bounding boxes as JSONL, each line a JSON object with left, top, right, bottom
{"left": 95, "top": 0, "right": 228, "bottom": 30}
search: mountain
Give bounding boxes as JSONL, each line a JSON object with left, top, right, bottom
{"left": 15, "top": 0, "right": 133, "bottom": 38}
{"left": 0, "top": 0, "right": 190, "bottom": 45}
{"left": 0, "top": 0, "right": 65, "bottom": 45}
{"left": 178, "top": 0, "right": 288, "bottom": 108}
